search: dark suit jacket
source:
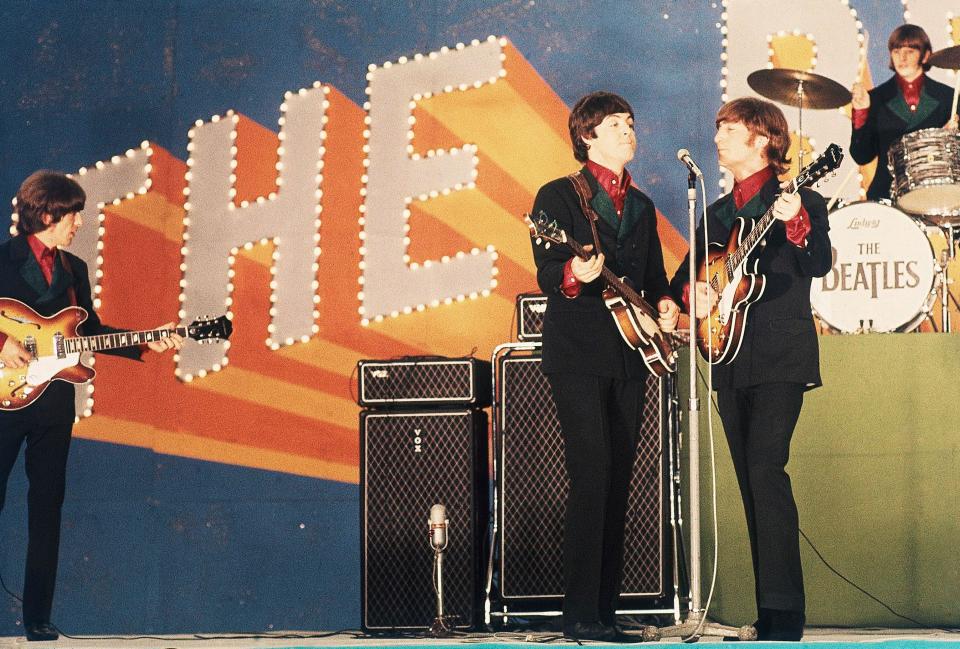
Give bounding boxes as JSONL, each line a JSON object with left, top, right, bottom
{"left": 531, "top": 167, "right": 672, "bottom": 380}
{"left": 670, "top": 175, "right": 831, "bottom": 390}
{"left": 0, "top": 235, "right": 141, "bottom": 423}
{"left": 850, "top": 75, "right": 954, "bottom": 200}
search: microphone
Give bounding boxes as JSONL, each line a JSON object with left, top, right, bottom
{"left": 429, "top": 504, "right": 448, "bottom": 551}
{"left": 677, "top": 148, "right": 703, "bottom": 177}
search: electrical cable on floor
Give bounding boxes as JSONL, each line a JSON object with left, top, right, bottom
{"left": 693, "top": 364, "right": 959, "bottom": 637}
{"left": 798, "top": 528, "right": 959, "bottom": 634}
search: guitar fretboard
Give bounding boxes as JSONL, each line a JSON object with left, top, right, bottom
{"left": 64, "top": 327, "right": 188, "bottom": 354}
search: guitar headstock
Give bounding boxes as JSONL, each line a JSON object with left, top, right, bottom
{"left": 794, "top": 143, "right": 843, "bottom": 190}
{"left": 525, "top": 210, "right": 567, "bottom": 249}
{"left": 187, "top": 315, "right": 233, "bottom": 344}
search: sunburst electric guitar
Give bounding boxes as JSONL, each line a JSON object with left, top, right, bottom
{"left": 697, "top": 143, "right": 842, "bottom": 364}
{"left": 0, "top": 297, "right": 233, "bottom": 410}
{"left": 526, "top": 211, "right": 677, "bottom": 376}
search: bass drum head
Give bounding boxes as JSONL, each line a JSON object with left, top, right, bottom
{"left": 811, "top": 202, "right": 936, "bottom": 333}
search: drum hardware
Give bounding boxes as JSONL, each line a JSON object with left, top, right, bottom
{"left": 811, "top": 202, "right": 939, "bottom": 334}
{"left": 934, "top": 223, "right": 960, "bottom": 332}
{"left": 747, "top": 69, "right": 852, "bottom": 169}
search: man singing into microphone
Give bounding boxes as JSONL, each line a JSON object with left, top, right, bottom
{"left": 530, "top": 91, "right": 679, "bottom": 642}
{"left": 670, "top": 97, "right": 831, "bottom": 641}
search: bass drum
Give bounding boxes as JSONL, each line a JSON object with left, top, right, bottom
{"left": 811, "top": 202, "right": 937, "bottom": 333}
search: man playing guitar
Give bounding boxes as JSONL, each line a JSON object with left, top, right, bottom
{"left": 529, "top": 91, "right": 679, "bottom": 642}
{"left": 0, "top": 171, "right": 183, "bottom": 641}
{"left": 670, "top": 97, "right": 832, "bottom": 641}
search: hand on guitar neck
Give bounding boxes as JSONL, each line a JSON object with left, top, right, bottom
{"left": 573, "top": 244, "right": 680, "bottom": 333}
{"left": 147, "top": 322, "right": 185, "bottom": 353}
{"left": 570, "top": 244, "right": 604, "bottom": 283}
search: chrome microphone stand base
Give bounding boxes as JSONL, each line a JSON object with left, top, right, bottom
{"left": 428, "top": 616, "right": 457, "bottom": 637}
{"left": 657, "top": 611, "right": 757, "bottom": 642}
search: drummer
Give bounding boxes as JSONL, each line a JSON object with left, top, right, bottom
{"left": 850, "top": 24, "right": 959, "bottom": 201}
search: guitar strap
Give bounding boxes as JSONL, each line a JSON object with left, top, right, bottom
{"left": 566, "top": 171, "right": 605, "bottom": 257}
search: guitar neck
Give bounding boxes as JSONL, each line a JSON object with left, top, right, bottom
{"left": 64, "top": 326, "right": 187, "bottom": 354}
{"left": 564, "top": 239, "right": 658, "bottom": 318}
{"left": 726, "top": 178, "right": 800, "bottom": 273}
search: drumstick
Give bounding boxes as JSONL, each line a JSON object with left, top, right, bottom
{"left": 827, "top": 165, "right": 859, "bottom": 211}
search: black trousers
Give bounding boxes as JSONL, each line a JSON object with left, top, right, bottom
{"left": 547, "top": 372, "right": 644, "bottom": 625}
{"left": 0, "top": 405, "right": 74, "bottom": 626}
{"left": 716, "top": 382, "right": 805, "bottom": 613}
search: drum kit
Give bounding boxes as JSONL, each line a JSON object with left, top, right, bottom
{"left": 747, "top": 45, "right": 960, "bottom": 334}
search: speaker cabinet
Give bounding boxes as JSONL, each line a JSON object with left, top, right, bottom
{"left": 360, "top": 409, "right": 488, "bottom": 630}
{"left": 495, "top": 347, "right": 668, "bottom": 603}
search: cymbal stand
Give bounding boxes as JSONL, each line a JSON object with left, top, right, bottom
{"left": 796, "top": 79, "right": 806, "bottom": 169}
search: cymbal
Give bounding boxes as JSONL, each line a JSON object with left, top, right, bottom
{"left": 929, "top": 44, "right": 960, "bottom": 70}
{"left": 747, "top": 68, "right": 852, "bottom": 109}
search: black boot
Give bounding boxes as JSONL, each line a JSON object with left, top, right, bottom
{"left": 24, "top": 622, "right": 59, "bottom": 642}
{"left": 758, "top": 609, "right": 804, "bottom": 641}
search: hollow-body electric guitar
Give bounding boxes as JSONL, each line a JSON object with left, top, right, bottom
{"left": 526, "top": 211, "right": 677, "bottom": 376}
{"left": 0, "top": 298, "right": 232, "bottom": 410}
{"left": 697, "top": 143, "right": 843, "bottom": 364}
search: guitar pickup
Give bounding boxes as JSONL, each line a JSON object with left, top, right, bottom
{"left": 53, "top": 332, "right": 66, "bottom": 359}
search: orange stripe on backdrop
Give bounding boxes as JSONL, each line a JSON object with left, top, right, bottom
{"left": 501, "top": 40, "right": 571, "bottom": 145}
{"left": 411, "top": 108, "right": 535, "bottom": 220}
{"left": 89, "top": 212, "right": 358, "bottom": 462}
{"left": 234, "top": 114, "right": 280, "bottom": 202}
{"left": 74, "top": 415, "right": 357, "bottom": 483}
{"left": 146, "top": 144, "right": 187, "bottom": 206}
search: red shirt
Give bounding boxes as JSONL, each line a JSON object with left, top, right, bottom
{"left": 560, "top": 162, "right": 631, "bottom": 297}
{"left": 0, "top": 236, "right": 57, "bottom": 349}
{"left": 852, "top": 73, "right": 925, "bottom": 129}
{"left": 28, "top": 235, "right": 58, "bottom": 285}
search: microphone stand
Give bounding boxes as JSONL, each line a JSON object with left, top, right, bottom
{"left": 429, "top": 523, "right": 453, "bottom": 636}
{"left": 657, "top": 169, "right": 754, "bottom": 642}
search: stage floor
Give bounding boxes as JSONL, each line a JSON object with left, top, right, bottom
{"left": 0, "top": 627, "right": 958, "bottom": 647}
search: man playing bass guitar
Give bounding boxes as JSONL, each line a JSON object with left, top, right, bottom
{"left": 0, "top": 170, "right": 183, "bottom": 641}
{"left": 670, "top": 97, "right": 832, "bottom": 641}
{"left": 530, "top": 91, "right": 679, "bottom": 642}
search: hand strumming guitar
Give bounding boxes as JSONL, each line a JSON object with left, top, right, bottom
{"left": 0, "top": 336, "right": 30, "bottom": 369}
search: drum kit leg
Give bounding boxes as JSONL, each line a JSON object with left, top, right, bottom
{"left": 935, "top": 223, "right": 960, "bottom": 332}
